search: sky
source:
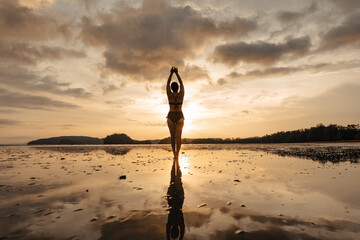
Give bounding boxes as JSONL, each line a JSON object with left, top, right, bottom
{"left": 0, "top": 0, "right": 360, "bottom": 144}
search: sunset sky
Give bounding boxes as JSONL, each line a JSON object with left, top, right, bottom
{"left": 0, "top": 0, "right": 360, "bottom": 144}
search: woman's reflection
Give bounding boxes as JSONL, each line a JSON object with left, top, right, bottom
{"left": 166, "top": 159, "right": 185, "bottom": 240}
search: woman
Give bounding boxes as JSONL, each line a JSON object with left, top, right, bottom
{"left": 167, "top": 66, "right": 184, "bottom": 159}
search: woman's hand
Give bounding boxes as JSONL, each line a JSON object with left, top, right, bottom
{"left": 170, "top": 66, "right": 178, "bottom": 74}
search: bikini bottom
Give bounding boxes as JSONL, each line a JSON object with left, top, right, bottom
{"left": 167, "top": 111, "right": 184, "bottom": 124}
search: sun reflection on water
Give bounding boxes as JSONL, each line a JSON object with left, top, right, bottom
{"left": 179, "top": 155, "right": 190, "bottom": 175}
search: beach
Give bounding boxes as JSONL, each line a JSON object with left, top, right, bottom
{"left": 1, "top": 143, "right": 360, "bottom": 239}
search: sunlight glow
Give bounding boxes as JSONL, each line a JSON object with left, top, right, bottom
{"left": 182, "top": 102, "right": 208, "bottom": 134}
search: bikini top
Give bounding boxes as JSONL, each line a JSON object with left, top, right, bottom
{"left": 169, "top": 102, "right": 183, "bottom": 106}
{"left": 169, "top": 92, "right": 183, "bottom": 108}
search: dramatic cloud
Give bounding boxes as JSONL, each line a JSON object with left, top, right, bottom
{"left": 0, "top": 0, "right": 70, "bottom": 40}
{"left": 319, "top": 13, "right": 360, "bottom": 51}
{"left": 212, "top": 36, "right": 311, "bottom": 66}
{"left": 80, "top": 0, "right": 256, "bottom": 80}
{"left": 0, "top": 65, "right": 92, "bottom": 98}
{"left": 0, "top": 88, "right": 78, "bottom": 110}
{"left": 0, "top": 0, "right": 358, "bottom": 143}
{"left": 0, "top": 41, "right": 85, "bottom": 65}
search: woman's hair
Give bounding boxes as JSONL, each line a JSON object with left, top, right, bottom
{"left": 171, "top": 82, "right": 179, "bottom": 93}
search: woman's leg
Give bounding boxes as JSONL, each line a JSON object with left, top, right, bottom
{"left": 175, "top": 118, "right": 184, "bottom": 157}
{"left": 167, "top": 118, "right": 176, "bottom": 157}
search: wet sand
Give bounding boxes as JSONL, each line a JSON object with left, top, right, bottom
{"left": 0, "top": 143, "right": 360, "bottom": 240}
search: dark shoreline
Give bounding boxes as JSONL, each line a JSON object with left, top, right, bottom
{"left": 2, "top": 140, "right": 360, "bottom": 147}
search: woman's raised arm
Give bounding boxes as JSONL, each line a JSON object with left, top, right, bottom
{"left": 174, "top": 68, "right": 184, "bottom": 95}
{"left": 167, "top": 68, "right": 174, "bottom": 96}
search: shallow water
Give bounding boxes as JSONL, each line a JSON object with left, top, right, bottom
{"left": 0, "top": 143, "right": 360, "bottom": 240}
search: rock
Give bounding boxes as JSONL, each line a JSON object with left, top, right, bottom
{"left": 119, "top": 175, "right": 127, "bottom": 180}
{"left": 90, "top": 217, "right": 98, "bottom": 222}
{"left": 197, "top": 203, "right": 207, "bottom": 208}
{"left": 227, "top": 201, "right": 232, "bottom": 205}
{"left": 234, "top": 179, "right": 241, "bottom": 182}
{"left": 241, "top": 204, "right": 246, "bottom": 207}
{"left": 107, "top": 215, "right": 116, "bottom": 219}
{"left": 60, "top": 158, "right": 65, "bottom": 160}
{"left": 74, "top": 208, "right": 83, "bottom": 212}
{"left": 86, "top": 189, "right": 89, "bottom": 192}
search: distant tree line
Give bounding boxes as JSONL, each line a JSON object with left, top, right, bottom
{"left": 233, "top": 124, "right": 360, "bottom": 143}
{"left": 158, "top": 124, "right": 360, "bottom": 144}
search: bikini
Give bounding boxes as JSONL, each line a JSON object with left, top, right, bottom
{"left": 167, "top": 94, "right": 184, "bottom": 124}
{"left": 167, "top": 109, "right": 184, "bottom": 124}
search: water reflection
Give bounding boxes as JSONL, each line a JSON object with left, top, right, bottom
{"left": 33, "top": 145, "right": 132, "bottom": 156}
{"left": 104, "top": 147, "right": 131, "bottom": 156}
{"left": 1, "top": 144, "right": 360, "bottom": 239}
{"left": 166, "top": 159, "right": 185, "bottom": 240}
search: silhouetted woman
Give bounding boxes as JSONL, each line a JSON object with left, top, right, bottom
{"left": 167, "top": 67, "right": 184, "bottom": 159}
{"left": 166, "top": 160, "right": 185, "bottom": 240}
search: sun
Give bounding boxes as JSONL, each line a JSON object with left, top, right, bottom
{"left": 182, "top": 102, "right": 205, "bottom": 135}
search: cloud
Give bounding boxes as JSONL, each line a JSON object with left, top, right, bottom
{"left": 181, "top": 64, "right": 210, "bottom": 81}
{"left": 319, "top": 12, "right": 360, "bottom": 51}
{"left": 0, "top": 88, "right": 78, "bottom": 110}
{"left": 228, "top": 63, "right": 331, "bottom": 80}
{"left": 0, "top": 119, "right": 20, "bottom": 125}
{"left": 328, "top": 0, "right": 360, "bottom": 11}
{"left": 0, "top": 40, "right": 85, "bottom": 65}
{"left": 295, "top": 82, "right": 360, "bottom": 119}
{"left": 80, "top": 0, "right": 256, "bottom": 81}
{"left": 0, "top": 64, "right": 92, "bottom": 98}
{"left": 212, "top": 36, "right": 311, "bottom": 66}
{"left": 0, "top": 0, "right": 70, "bottom": 40}
{"left": 276, "top": 2, "right": 317, "bottom": 23}
{"left": 261, "top": 82, "right": 360, "bottom": 127}
{"left": 18, "top": 0, "right": 55, "bottom": 8}
{"left": 227, "top": 60, "right": 360, "bottom": 80}
{"left": 217, "top": 78, "right": 227, "bottom": 85}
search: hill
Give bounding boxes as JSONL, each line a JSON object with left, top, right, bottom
{"left": 27, "top": 136, "right": 103, "bottom": 145}
{"left": 103, "top": 133, "right": 151, "bottom": 144}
